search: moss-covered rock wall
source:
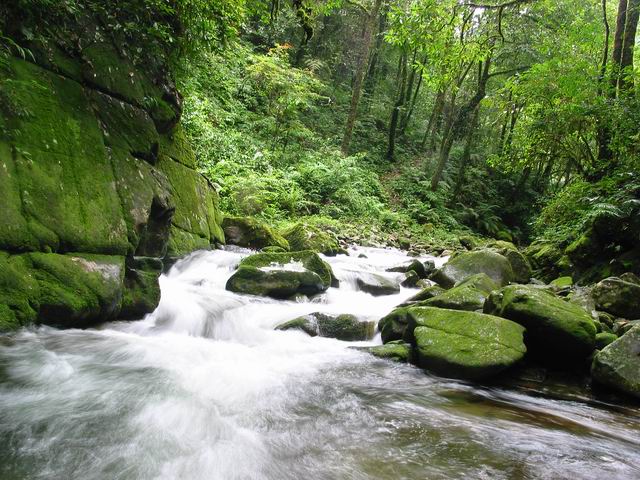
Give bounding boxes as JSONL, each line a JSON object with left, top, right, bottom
{"left": 0, "top": 29, "right": 224, "bottom": 331}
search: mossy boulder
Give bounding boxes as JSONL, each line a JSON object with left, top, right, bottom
{"left": 592, "top": 276, "right": 640, "bottom": 319}
{"left": 226, "top": 251, "right": 334, "bottom": 299}
{"left": 524, "top": 241, "right": 565, "bottom": 281}
{"left": 501, "top": 249, "right": 532, "bottom": 284}
{"left": 29, "top": 253, "right": 125, "bottom": 328}
{"left": 402, "top": 307, "right": 526, "bottom": 380}
{"left": 379, "top": 307, "right": 412, "bottom": 344}
{"left": 276, "top": 312, "right": 375, "bottom": 341}
{"left": 356, "top": 273, "right": 401, "bottom": 296}
{"left": 592, "top": 325, "right": 640, "bottom": 398}
{"left": 359, "top": 341, "right": 412, "bottom": 363}
{"left": 281, "top": 223, "right": 344, "bottom": 255}
{"left": 222, "top": 216, "right": 289, "bottom": 251}
{"left": 386, "top": 259, "right": 427, "bottom": 278}
{"left": 401, "top": 285, "right": 446, "bottom": 306}
{"left": 0, "top": 253, "right": 40, "bottom": 331}
{"left": 485, "top": 285, "right": 597, "bottom": 362}
{"left": 120, "top": 257, "right": 163, "bottom": 320}
{"left": 430, "top": 249, "right": 514, "bottom": 289}
{"left": 595, "top": 332, "right": 618, "bottom": 350}
{"left": 421, "top": 273, "right": 497, "bottom": 312}
{"left": 400, "top": 271, "right": 421, "bottom": 288}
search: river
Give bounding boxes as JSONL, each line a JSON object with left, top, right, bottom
{"left": 1, "top": 247, "right": 639, "bottom": 479}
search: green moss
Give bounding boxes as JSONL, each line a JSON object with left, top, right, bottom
{"left": 422, "top": 281, "right": 491, "bottom": 312}
{"left": 316, "top": 313, "right": 375, "bottom": 341}
{"left": 120, "top": 257, "right": 163, "bottom": 319}
{"left": 595, "top": 332, "right": 618, "bottom": 350}
{"left": 239, "top": 250, "right": 334, "bottom": 287}
{"left": 158, "top": 124, "right": 197, "bottom": 168}
{"left": 223, "top": 216, "right": 289, "bottom": 250}
{"left": 158, "top": 155, "right": 224, "bottom": 247}
{"left": 226, "top": 266, "right": 326, "bottom": 298}
{"left": 281, "top": 222, "right": 343, "bottom": 255}
{"left": 550, "top": 276, "right": 573, "bottom": 288}
{"left": 592, "top": 325, "right": 640, "bottom": 398}
{"left": 3, "top": 57, "right": 129, "bottom": 254}
{"left": 166, "top": 226, "right": 211, "bottom": 256}
{"left": 431, "top": 249, "right": 514, "bottom": 288}
{"left": 378, "top": 307, "right": 412, "bottom": 344}
{"left": 405, "top": 307, "right": 526, "bottom": 380}
{"left": 0, "top": 252, "right": 40, "bottom": 331}
{"left": 28, "top": 252, "right": 125, "bottom": 327}
{"left": 361, "top": 341, "right": 412, "bottom": 362}
{"left": 276, "top": 316, "right": 319, "bottom": 336}
{"left": 89, "top": 90, "right": 159, "bottom": 158}
{"left": 485, "top": 284, "right": 596, "bottom": 362}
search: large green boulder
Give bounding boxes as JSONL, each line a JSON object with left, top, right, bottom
{"left": 403, "top": 307, "right": 526, "bottom": 380}
{"left": 222, "top": 216, "right": 289, "bottom": 251}
{"left": 430, "top": 249, "right": 514, "bottom": 289}
{"left": 592, "top": 276, "right": 640, "bottom": 319}
{"left": 226, "top": 251, "right": 334, "bottom": 299}
{"left": 281, "top": 223, "right": 344, "bottom": 255}
{"left": 501, "top": 249, "right": 532, "bottom": 284}
{"left": 28, "top": 253, "right": 125, "bottom": 328}
{"left": 592, "top": 325, "right": 640, "bottom": 398}
{"left": 421, "top": 273, "right": 497, "bottom": 312}
{"left": 276, "top": 312, "right": 376, "bottom": 341}
{"left": 485, "top": 285, "right": 597, "bottom": 362}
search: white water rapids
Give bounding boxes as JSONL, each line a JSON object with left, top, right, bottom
{"left": 1, "top": 246, "right": 639, "bottom": 479}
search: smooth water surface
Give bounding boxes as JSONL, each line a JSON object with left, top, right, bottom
{"left": 1, "top": 247, "right": 639, "bottom": 480}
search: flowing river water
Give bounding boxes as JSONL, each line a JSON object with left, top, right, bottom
{"left": 1, "top": 247, "right": 639, "bottom": 480}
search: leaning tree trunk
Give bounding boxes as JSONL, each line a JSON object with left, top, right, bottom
{"left": 341, "top": 0, "right": 383, "bottom": 155}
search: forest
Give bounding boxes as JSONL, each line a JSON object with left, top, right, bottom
{"left": 1, "top": 0, "right": 640, "bottom": 479}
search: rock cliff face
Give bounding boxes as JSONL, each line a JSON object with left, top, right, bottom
{"left": 0, "top": 28, "right": 224, "bottom": 331}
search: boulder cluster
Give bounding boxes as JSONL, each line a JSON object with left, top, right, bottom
{"left": 223, "top": 219, "right": 640, "bottom": 401}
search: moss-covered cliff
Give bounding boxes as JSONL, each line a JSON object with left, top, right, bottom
{"left": 0, "top": 15, "right": 224, "bottom": 331}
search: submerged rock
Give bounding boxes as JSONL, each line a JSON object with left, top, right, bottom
{"left": 356, "top": 273, "right": 401, "bottom": 296}
{"left": 592, "top": 276, "right": 640, "bottom": 319}
{"left": 592, "top": 325, "right": 640, "bottom": 398}
{"left": 400, "top": 271, "right": 421, "bottom": 288}
{"left": 485, "top": 285, "right": 596, "bottom": 363}
{"left": 222, "top": 216, "right": 290, "bottom": 251}
{"left": 226, "top": 251, "right": 334, "bottom": 299}
{"left": 359, "top": 340, "right": 412, "bottom": 362}
{"left": 276, "top": 312, "right": 376, "bottom": 341}
{"left": 430, "top": 249, "right": 514, "bottom": 289}
{"left": 401, "top": 307, "right": 526, "bottom": 380}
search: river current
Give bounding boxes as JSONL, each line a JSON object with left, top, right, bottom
{"left": 1, "top": 247, "right": 639, "bottom": 479}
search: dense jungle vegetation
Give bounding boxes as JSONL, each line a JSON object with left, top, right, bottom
{"left": 2, "top": 0, "right": 640, "bottom": 280}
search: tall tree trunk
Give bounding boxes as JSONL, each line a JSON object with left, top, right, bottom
{"left": 431, "top": 58, "right": 491, "bottom": 191}
{"left": 421, "top": 89, "right": 446, "bottom": 151}
{"left": 597, "top": 0, "right": 613, "bottom": 161}
{"left": 364, "top": 3, "right": 389, "bottom": 96}
{"left": 400, "top": 66, "right": 424, "bottom": 135}
{"left": 619, "top": 0, "right": 640, "bottom": 92}
{"left": 611, "top": 0, "right": 629, "bottom": 94}
{"left": 386, "top": 49, "right": 408, "bottom": 160}
{"left": 341, "top": 0, "right": 383, "bottom": 155}
{"left": 450, "top": 108, "right": 480, "bottom": 203}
